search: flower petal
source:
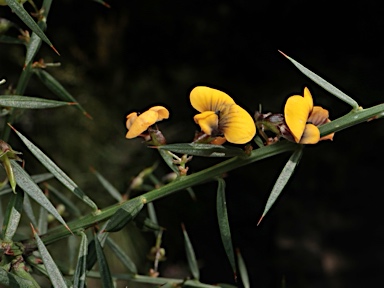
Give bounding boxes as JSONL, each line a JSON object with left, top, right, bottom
{"left": 190, "top": 86, "right": 235, "bottom": 113}
{"left": 308, "top": 106, "right": 329, "bottom": 126}
{"left": 303, "top": 87, "right": 314, "bottom": 112}
{"left": 221, "top": 104, "right": 256, "bottom": 144}
{"left": 126, "top": 112, "right": 138, "bottom": 129}
{"left": 148, "top": 106, "right": 170, "bottom": 121}
{"left": 284, "top": 91, "right": 313, "bottom": 143}
{"left": 299, "top": 124, "right": 320, "bottom": 144}
{"left": 126, "top": 110, "right": 159, "bottom": 139}
{"left": 194, "top": 111, "right": 219, "bottom": 135}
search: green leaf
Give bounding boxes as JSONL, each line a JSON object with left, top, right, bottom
{"left": 0, "top": 95, "right": 75, "bottom": 108}
{"left": 0, "top": 35, "right": 26, "bottom": 45}
{"left": 182, "top": 223, "right": 200, "bottom": 280}
{"left": 5, "top": 0, "right": 58, "bottom": 53}
{"left": 2, "top": 191, "right": 24, "bottom": 241}
{"left": 38, "top": 203, "right": 48, "bottom": 234}
{"left": 31, "top": 224, "right": 68, "bottom": 287}
{"left": 157, "top": 143, "right": 247, "bottom": 157}
{"left": 0, "top": 267, "right": 35, "bottom": 288}
{"left": 105, "top": 237, "right": 137, "bottom": 274}
{"left": 45, "top": 183, "right": 82, "bottom": 217}
{"left": 23, "top": 193, "right": 38, "bottom": 228}
{"left": 33, "top": 69, "right": 92, "bottom": 118}
{"left": 73, "top": 231, "right": 88, "bottom": 288}
{"left": 90, "top": 167, "right": 122, "bottom": 202}
{"left": 258, "top": 145, "right": 304, "bottom": 224}
{"left": 103, "top": 197, "right": 144, "bottom": 232}
{"left": 11, "top": 160, "right": 69, "bottom": 230}
{"left": 11, "top": 127, "right": 98, "bottom": 211}
{"left": 158, "top": 149, "right": 179, "bottom": 174}
{"left": 0, "top": 173, "right": 53, "bottom": 196}
{"left": 216, "top": 178, "right": 237, "bottom": 279}
{"left": 94, "top": 233, "right": 114, "bottom": 288}
{"left": 279, "top": 51, "right": 359, "bottom": 109}
{"left": 236, "top": 249, "right": 250, "bottom": 288}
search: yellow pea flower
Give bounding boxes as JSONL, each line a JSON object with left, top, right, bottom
{"left": 126, "top": 106, "right": 169, "bottom": 139}
{"left": 284, "top": 87, "right": 334, "bottom": 144}
{"left": 190, "top": 86, "right": 256, "bottom": 144}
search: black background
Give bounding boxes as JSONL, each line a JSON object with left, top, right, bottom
{"left": 1, "top": 1, "right": 384, "bottom": 287}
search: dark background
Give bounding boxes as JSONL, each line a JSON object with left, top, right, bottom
{"left": 1, "top": 1, "right": 384, "bottom": 287}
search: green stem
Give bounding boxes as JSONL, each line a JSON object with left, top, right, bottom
{"left": 319, "top": 103, "right": 384, "bottom": 137}
{"left": 22, "top": 102, "right": 384, "bottom": 250}
{"left": 23, "top": 141, "right": 297, "bottom": 250}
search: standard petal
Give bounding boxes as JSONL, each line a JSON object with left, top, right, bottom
{"left": 190, "top": 86, "right": 235, "bottom": 113}
{"left": 299, "top": 124, "right": 320, "bottom": 144}
{"left": 284, "top": 95, "right": 312, "bottom": 143}
{"left": 194, "top": 111, "right": 219, "bottom": 135}
{"left": 126, "top": 110, "right": 158, "bottom": 139}
{"left": 148, "top": 106, "right": 170, "bottom": 121}
{"left": 308, "top": 106, "right": 329, "bottom": 126}
{"left": 221, "top": 104, "right": 256, "bottom": 144}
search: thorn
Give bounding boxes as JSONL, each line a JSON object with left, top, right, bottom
{"left": 257, "top": 215, "right": 264, "bottom": 226}
{"left": 181, "top": 222, "right": 186, "bottom": 231}
{"left": 102, "top": 1, "right": 111, "bottom": 8}
{"left": 84, "top": 112, "right": 93, "bottom": 120}
{"left": 7, "top": 123, "right": 16, "bottom": 132}
{"left": 30, "top": 223, "right": 37, "bottom": 235}
{"left": 278, "top": 50, "right": 288, "bottom": 58}
{"left": 68, "top": 102, "right": 78, "bottom": 106}
{"left": 50, "top": 45, "right": 60, "bottom": 56}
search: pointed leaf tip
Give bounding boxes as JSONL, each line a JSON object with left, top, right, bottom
{"left": 257, "top": 215, "right": 264, "bottom": 226}
{"left": 278, "top": 50, "right": 288, "bottom": 58}
{"left": 51, "top": 45, "right": 60, "bottom": 56}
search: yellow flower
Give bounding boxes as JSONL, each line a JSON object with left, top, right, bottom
{"left": 126, "top": 106, "right": 169, "bottom": 139}
{"left": 284, "top": 87, "right": 334, "bottom": 144}
{"left": 190, "top": 86, "right": 256, "bottom": 144}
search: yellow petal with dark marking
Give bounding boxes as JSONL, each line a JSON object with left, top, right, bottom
{"left": 299, "top": 124, "right": 320, "bottom": 144}
{"left": 221, "top": 104, "right": 256, "bottom": 144}
{"left": 190, "top": 86, "right": 235, "bottom": 113}
{"left": 193, "top": 111, "right": 219, "bottom": 135}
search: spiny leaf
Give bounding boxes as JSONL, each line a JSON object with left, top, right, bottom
{"left": 94, "top": 233, "right": 114, "bottom": 288}
{"left": 12, "top": 160, "right": 69, "bottom": 230}
{"left": 2, "top": 191, "right": 23, "bottom": 241}
{"left": 181, "top": 223, "right": 200, "bottom": 280}
{"left": 106, "top": 237, "right": 137, "bottom": 275}
{"left": 0, "top": 95, "right": 75, "bottom": 108}
{"left": 216, "top": 178, "right": 237, "bottom": 280}
{"left": 90, "top": 167, "right": 122, "bottom": 202}
{"left": 5, "top": 0, "right": 58, "bottom": 54}
{"left": 157, "top": 143, "right": 247, "bottom": 157}
{"left": 258, "top": 145, "right": 304, "bottom": 225}
{"left": 11, "top": 126, "right": 98, "bottom": 211}
{"left": 279, "top": 50, "right": 359, "bottom": 109}
{"left": 236, "top": 248, "right": 250, "bottom": 288}
{"left": 31, "top": 224, "right": 68, "bottom": 288}
{"left": 73, "top": 231, "right": 88, "bottom": 288}
{"left": 103, "top": 197, "right": 145, "bottom": 232}
{"left": 33, "top": 69, "right": 92, "bottom": 118}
